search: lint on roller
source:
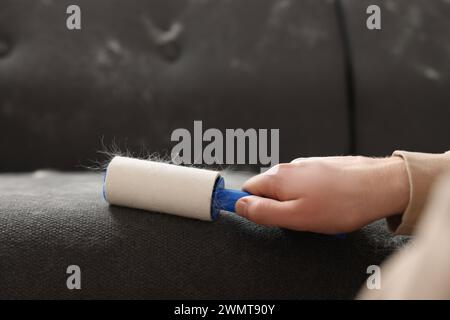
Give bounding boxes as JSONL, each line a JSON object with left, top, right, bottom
{"left": 103, "top": 156, "right": 251, "bottom": 221}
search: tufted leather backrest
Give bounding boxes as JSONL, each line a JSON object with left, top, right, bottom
{"left": 0, "top": 0, "right": 349, "bottom": 171}
{"left": 342, "top": 0, "right": 450, "bottom": 156}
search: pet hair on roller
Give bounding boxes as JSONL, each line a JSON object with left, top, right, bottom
{"left": 103, "top": 156, "right": 250, "bottom": 221}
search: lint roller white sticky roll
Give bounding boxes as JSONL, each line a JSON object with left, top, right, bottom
{"left": 103, "top": 156, "right": 251, "bottom": 221}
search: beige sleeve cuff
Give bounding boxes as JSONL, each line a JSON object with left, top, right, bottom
{"left": 387, "top": 150, "right": 450, "bottom": 235}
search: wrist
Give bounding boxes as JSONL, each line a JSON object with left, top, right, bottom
{"left": 372, "top": 156, "right": 410, "bottom": 219}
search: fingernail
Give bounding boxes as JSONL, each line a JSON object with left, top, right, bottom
{"left": 236, "top": 198, "right": 249, "bottom": 218}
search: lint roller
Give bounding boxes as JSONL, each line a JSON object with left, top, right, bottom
{"left": 103, "top": 156, "right": 251, "bottom": 221}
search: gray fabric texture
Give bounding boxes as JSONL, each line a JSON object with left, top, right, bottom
{"left": 0, "top": 171, "right": 409, "bottom": 299}
{"left": 0, "top": 0, "right": 349, "bottom": 172}
{"left": 342, "top": 0, "right": 450, "bottom": 156}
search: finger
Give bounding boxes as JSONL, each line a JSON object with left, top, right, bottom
{"left": 235, "top": 195, "right": 300, "bottom": 228}
{"left": 242, "top": 165, "right": 285, "bottom": 199}
{"left": 242, "top": 174, "right": 279, "bottom": 199}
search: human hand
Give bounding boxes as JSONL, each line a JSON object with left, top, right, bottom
{"left": 235, "top": 156, "right": 410, "bottom": 234}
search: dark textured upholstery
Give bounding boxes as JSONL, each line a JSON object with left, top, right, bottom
{"left": 342, "top": 0, "right": 450, "bottom": 156}
{"left": 0, "top": 0, "right": 444, "bottom": 299}
{"left": 0, "top": 171, "right": 409, "bottom": 299}
{"left": 0, "top": 0, "right": 349, "bottom": 172}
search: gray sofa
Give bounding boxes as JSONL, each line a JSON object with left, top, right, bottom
{"left": 0, "top": 0, "right": 448, "bottom": 299}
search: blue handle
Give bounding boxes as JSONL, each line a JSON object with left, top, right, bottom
{"left": 211, "top": 177, "right": 250, "bottom": 219}
{"left": 215, "top": 188, "right": 252, "bottom": 213}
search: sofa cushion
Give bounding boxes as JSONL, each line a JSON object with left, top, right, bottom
{"left": 0, "top": 171, "right": 409, "bottom": 299}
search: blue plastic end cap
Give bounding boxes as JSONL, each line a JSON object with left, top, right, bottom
{"left": 102, "top": 168, "right": 108, "bottom": 202}
{"left": 211, "top": 176, "right": 225, "bottom": 221}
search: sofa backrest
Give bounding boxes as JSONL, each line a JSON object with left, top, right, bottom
{"left": 0, "top": 0, "right": 349, "bottom": 171}
{"left": 342, "top": 0, "right": 450, "bottom": 156}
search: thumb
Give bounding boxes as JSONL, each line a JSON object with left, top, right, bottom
{"left": 235, "top": 195, "right": 298, "bottom": 227}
